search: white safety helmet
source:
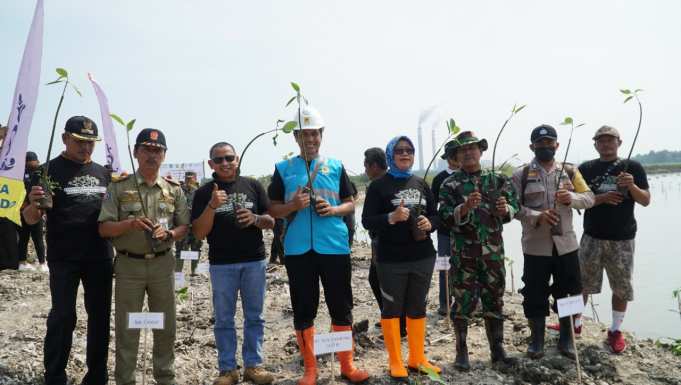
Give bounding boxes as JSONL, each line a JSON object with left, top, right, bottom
{"left": 293, "top": 105, "right": 325, "bottom": 130}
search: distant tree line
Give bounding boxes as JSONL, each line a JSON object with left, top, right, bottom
{"left": 632, "top": 150, "right": 681, "bottom": 165}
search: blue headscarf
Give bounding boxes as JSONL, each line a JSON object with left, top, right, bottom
{"left": 386, "top": 135, "right": 415, "bottom": 179}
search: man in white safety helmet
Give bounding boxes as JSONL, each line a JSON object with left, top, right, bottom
{"left": 268, "top": 105, "right": 369, "bottom": 385}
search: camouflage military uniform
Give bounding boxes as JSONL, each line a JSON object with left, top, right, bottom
{"left": 438, "top": 169, "right": 519, "bottom": 320}
{"left": 175, "top": 182, "right": 202, "bottom": 272}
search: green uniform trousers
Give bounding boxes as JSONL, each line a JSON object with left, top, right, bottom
{"left": 114, "top": 253, "right": 176, "bottom": 385}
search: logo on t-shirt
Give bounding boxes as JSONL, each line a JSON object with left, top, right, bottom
{"left": 63, "top": 175, "right": 107, "bottom": 197}
{"left": 391, "top": 188, "right": 426, "bottom": 208}
{"left": 215, "top": 192, "right": 254, "bottom": 214}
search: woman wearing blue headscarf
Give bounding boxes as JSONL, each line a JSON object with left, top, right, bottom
{"left": 362, "top": 136, "right": 440, "bottom": 379}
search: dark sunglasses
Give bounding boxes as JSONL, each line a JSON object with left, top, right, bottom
{"left": 394, "top": 147, "right": 415, "bottom": 155}
{"left": 212, "top": 155, "right": 236, "bottom": 164}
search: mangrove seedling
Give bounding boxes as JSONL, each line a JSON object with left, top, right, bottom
{"left": 619, "top": 88, "right": 644, "bottom": 194}
{"left": 489, "top": 104, "right": 526, "bottom": 203}
{"left": 412, "top": 118, "right": 461, "bottom": 240}
{"left": 37, "top": 68, "right": 82, "bottom": 209}
{"left": 552, "top": 116, "right": 585, "bottom": 236}
{"left": 237, "top": 119, "right": 294, "bottom": 176}
{"left": 110, "top": 113, "right": 162, "bottom": 252}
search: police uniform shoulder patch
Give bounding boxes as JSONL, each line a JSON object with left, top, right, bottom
{"left": 112, "top": 173, "right": 131, "bottom": 183}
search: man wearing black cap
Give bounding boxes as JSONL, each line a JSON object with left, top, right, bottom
{"left": 511, "top": 125, "right": 594, "bottom": 360}
{"left": 23, "top": 116, "right": 114, "bottom": 385}
{"left": 175, "top": 170, "right": 202, "bottom": 275}
{"left": 430, "top": 140, "right": 460, "bottom": 317}
{"left": 98, "top": 128, "right": 189, "bottom": 385}
{"left": 18, "top": 151, "right": 47, "bottom": 271}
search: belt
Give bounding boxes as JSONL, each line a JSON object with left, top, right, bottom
{"left": 119, "top": 249, "right": 170, "bottom": 260}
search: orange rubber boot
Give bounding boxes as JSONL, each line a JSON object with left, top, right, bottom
{"left": 331, "top": 325, "right": 369, "bottom": 383}
{"left": 295, "top": 327, "right": 317, "bottom": 385}
{"left": 406, "top": 317, "right": 441, "bottom": 374}
{"left": 380, "top": 318, "right": 408, "bottom": 378}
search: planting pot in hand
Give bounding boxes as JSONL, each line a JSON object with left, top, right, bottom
{"left": 408, "top": 208, "right": 428, "bottom": 241}
{"left": 550, "top": 218, "right": 563, "bottom": 236}
{"left": 36, "top": 184, "right": 53, "bottom": 210}
{"left": 232, "top": 202, "right": 249, "bottom": 229}
{"left": 485, "top": 189, "right": 503, "bottom": 217}
{"left": 145, "top": 230, "right": 165, "bottom": 251}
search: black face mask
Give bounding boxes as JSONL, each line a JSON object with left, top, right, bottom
{"left": 534, "top": 147, "right": 556, "bottom": 162}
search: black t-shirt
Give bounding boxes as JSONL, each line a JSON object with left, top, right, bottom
{"left": 361, "top": 173, "right": 437, "bottom": 263}
{"left": 579, "top": 158, "right": 649, "bottom": 240}
{"left": 191, "top": 175, "right": 270, "bottom": 264}
{"left": 431, "top": 169, "right": 455, "bottom": 237}
{"left": 267, "top": 159, "right": 354, "bottom": 202}
{"left": 42, "top": 155, "right": 112, "bottom": 260}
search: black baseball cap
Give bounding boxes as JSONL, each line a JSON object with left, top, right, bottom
{"left": 65, "top": 116, "right": 100, "bottom": 141}
{"left": 135, "top": 128, "right": 167, "bottom": 150}
{"left": 530, "top": 124, "right": 558, "bottom": 143}
{"left": 26, "top": 151, "right": 38, "bottom": 162}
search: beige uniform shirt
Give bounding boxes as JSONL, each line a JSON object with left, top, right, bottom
{"left": 512, "top": 159, "right": 594, "bottom": 256}
{"left": 98, "top": 172, "right": 190, "bottom": 254}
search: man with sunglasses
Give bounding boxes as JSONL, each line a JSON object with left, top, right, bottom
{"left": 191, "top": 142, "right": 275, "bottom": 385}
{"left": 98, "top": 128, "right": 190, "bottom": 385}
{"left": 268, "top": 105, "right": 368, "bottom": 385}
{"left": 23, "top": 116, "right": 114, "bottom": 385}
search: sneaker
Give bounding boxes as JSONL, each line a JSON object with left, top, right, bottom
{"left": 547, "top": 322, "right": 581, "bottom": 336}
{"left": 607, "top": 330, "right": 626, "bottom": 353}
{"left": 213, "top": 369, "right": 239, "bottom": 385}
{"left": 18, "top": 263, "right": 36, "bottom": 271}
{"left": 243, "top": 366, "right": 274, "bottom": 384}
{"left": 39, "top": 263, "right": 49, "bottom": 273}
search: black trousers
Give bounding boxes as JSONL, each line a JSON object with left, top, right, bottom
{"left": 44, "top": 258, "right": 113, "bottom": 385}
{"left": 0, "top": 218, "right": 19, "bottom": 270}
{"left": 18, "top": 217, "right": 45, "bottom": 263}
{"left": 520, "top": 247, "right": 582, "bottom": 318}
{"left": 376, "top": 256, "right": 435, "bottom": 319}
{"left": 284, "top": 251, "right": 353, "bottom": 330}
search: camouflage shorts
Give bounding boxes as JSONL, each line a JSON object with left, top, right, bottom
{"left": 579, "top": 234, "right": 635, "bottom": 301}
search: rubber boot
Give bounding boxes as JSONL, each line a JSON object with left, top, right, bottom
{"left": 331, "top": 325, "right": 369, "bottom": 383}
{"left": 380, "top": 318, "right": 408, "bottom": 379}
{"left": 484, "top": 318, "right": 518, "bottom": 367}
{"left": 557, "top": 317, "right": 576, "bottom": 360}
{"left": 295, "top": 327, "right": 317, "bottom": 385}
{"left": 406, "top": 317, "right": 441, "bottom": 374}
{"left": 527, "top": 317, "right": 545, "bottom": 359}
{"left": 453, "top": 318, "right": 470, "bottom": 371}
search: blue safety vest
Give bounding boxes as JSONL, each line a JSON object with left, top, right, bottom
{"left": 275, "top": 156, "right": 350, "bottom": 256}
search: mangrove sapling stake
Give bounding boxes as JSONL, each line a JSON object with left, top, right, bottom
{"left": 110, "top": 114, "right": 161, "bottom": 252}
{"left": 489, "top": 104, "right": 526, "bottom": 206}
{"left": 38, "top": 68, "right": 82, "bottom": 209}
{"left": 552, "top": 117, "right": 585, "bottom": 236}
{"left": 619, "top": 88, "right": 644, "bottom": 195}
{"left": 413, "top": 118, "right": 461, "bottom": 241}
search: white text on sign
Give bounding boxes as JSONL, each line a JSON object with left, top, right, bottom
{"left": 557, "top": 295, "right": 585, "bottom": 318}
{"left": 435, "top": 256, "right": 451, "bottom": 271}
{"left": 128, "top": 312, "right": 164, "bottom": 329}
{"left": 314, "top": 331, "right": 353, "bottom": 355}
{"left": 180, "top": 250, "right": 199, "bottom": 260}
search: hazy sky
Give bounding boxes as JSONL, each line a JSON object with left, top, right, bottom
{"left": 2, "top": 0, "right": 680, "bottom": 177}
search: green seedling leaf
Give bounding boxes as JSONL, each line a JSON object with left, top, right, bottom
{"left": 514, "top": 104, "right": 527, "bottom": 113}
{"left": 451, "top": 124, "right": 461, "bottom": 135}
{"left": 576, "top": 123, "right": 585, "bottom": 128}
{"left": 561, "top": 117, "right": 573, "bottom": 125}
{"left": 126, "top": 119, "right": 136, "bottom": 132}
{"left": 620, "top": 89, "right": 631, "bottom": 95}
{"left": 290, "top": 82, "right": 300, "bottom": 92}
{"left": 285, "top": 96, "right": 296, "bottom": 107}
{"left": 110, "top": 113, "right": 125, "bottom": 126}
{"left": 46, "top": 80, "right": 63, "bottom": 85}
{"left": 634, "top": 88, "right": 644, "bottom": 93}
{"left": 282, "top": 121, "right": 297, "bottom": 133}
{"left": 56, "top": 68, "right": 68, "bottom": 78}
{"left": 419, "top": 365, "right": 446, "bottom": 384}
{"left": 70, "top": 84, "right": 82, "bottom": 97}
{"left": 623, "top": 95, "right": 634, "bottom": 104}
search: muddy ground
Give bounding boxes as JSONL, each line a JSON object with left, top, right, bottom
{"left": 1, "top": 236, "right": 680, "bottom": 385}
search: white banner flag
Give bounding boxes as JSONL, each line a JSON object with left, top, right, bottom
{"left": 88, "top": 73, "right": 121, "bottom": 173}
{"left": 0, "top": 0, "right": 44, "bottom": 225}
{"left": 160, "top": 162, "right": 205, "bottom": 182}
